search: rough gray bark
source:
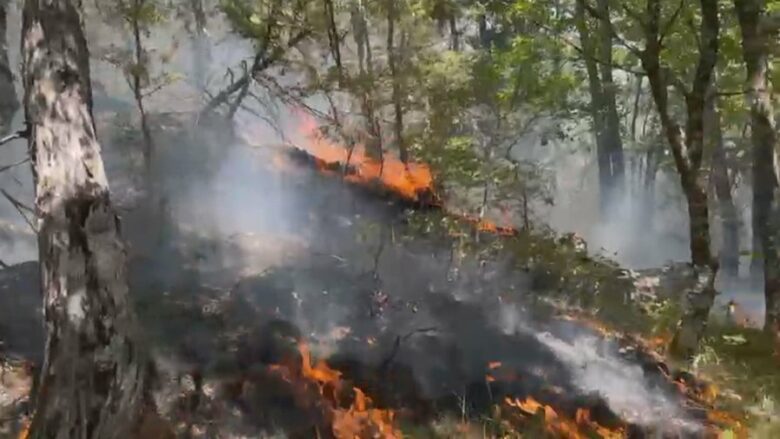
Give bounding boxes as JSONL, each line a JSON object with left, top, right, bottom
{"left": 21, "top": 0, "right": 151, "bottom": 436}
{"left": 0, "top": 0, "right": 19, "bottom": 134}
{"left": 734, "top": 0, "right": 780, "bottom": 336}
{"left": 640, "top": 0, "right": 720, "bottom": 358}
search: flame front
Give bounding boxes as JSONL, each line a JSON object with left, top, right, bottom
{"left": 296, "top": 114, "right": 433, "bottom": 202}
{"left": 289, "top": 112, "right": 520, "bottom": 235}
{"left": 504, "top": 396, "right": 626, "bottom": 439}
{"left": 274, "top": 341, "right": 402, "bottom": 439}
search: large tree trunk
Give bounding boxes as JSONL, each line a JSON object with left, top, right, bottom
{"left": 640, "top": 0, "right": 720, "bottom": 358}
{"left": 706, "top": 86, "right": 740, "bottom": 281}
{"left": 21, "top": 1, "right": 151, "bottom": 436}
{"left": 734, "top": 0, "right": 779, "bottom": 335}
{"left": 0, "top": 0, "right": 19, "bottom": 134}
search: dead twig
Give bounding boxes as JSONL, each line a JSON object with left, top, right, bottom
{"left": 0, "top": 189, "right": 37, "bottom": 233}
{"left": 0, "top": 126, "right": 29, "bottom": 147}
{"left": 379, "top": 326, "right": 438, "bottom": 371}
{"left": 0, "top": 158, "right": 30, "bottom": 174}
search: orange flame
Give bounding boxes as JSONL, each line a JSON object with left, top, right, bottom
{"left": 288, "top": 341, "right": 401, "bottom": 439}
{"left": 295, "top": 114, "right": 433, "bottom": 202}
{"left": 505, "top": 396, "right": 625, "bottom": 439}
{"left": 333, "top": 388, "right": 402, "bottom": 439}
{"left": 285, "top": 112, "right": 523, "bottom": 236}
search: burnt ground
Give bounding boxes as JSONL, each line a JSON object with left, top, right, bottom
{"left": 0, "top": 117, "right": 736, "bottom": 438}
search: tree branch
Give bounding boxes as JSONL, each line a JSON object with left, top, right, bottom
{"left": 0, "top": 126, "right": 29, "bottom": 147}
{"left": 533, "top": 17, "right": 645, "bottom": 75}
{"left": 0, "top": 158, "right": 30, "bottom": 174}
{"left": 581, "top": 0, "right": 642, "bottom": 57}
{"left": 658, "top": 0, "right": 685, "bottom": 47}
{"left": 0, "top": 189, "right": 36, "bottom": 233}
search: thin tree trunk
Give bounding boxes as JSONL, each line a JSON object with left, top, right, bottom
{"left": 448, "top": 13, "right": 459, "bottom": 51}
{"left": 0, "top": 0, "right": 19, "bottom": 134}
{"left": 386, "top": 0, "right": 406, "bottom": 163}
{"left": 130, "top": 0, "right": 154, "bottom": 170}
{"left": 188, "top": 0, "right": 209, "bottom": 91}
{"left": 574, "top": 0, "right": 608, "bottom": 213}
{"left": 630, "top": 76, "right": 642, "bottom": 140}
{"left": 640, "top": 0, "right": 720, "bottom": 358}
{"left": 21, "top": 0, "right": 152, "bottom": 436}
{"left": 324, "top": 0, "right": 343, "bottom": 80}
{"left": 734, "top": 0, "right": 780, "bottom": 335}
{"left": 595, "top": 0, "right": 625, "bottom": 206}
{"left": 706, "top": 85, "right": 740, "bottom": 281}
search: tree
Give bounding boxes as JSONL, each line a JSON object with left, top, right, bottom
{"left": 203, "top": 0, "right": 312, "bottom": 118}
{"left": 21, "top": 0, "right": 151, "bottom": 435}
{"left": 733, "top": 0, "right": 779, "bottom": 336}
{"left": 573, "top": 0, "right": 626, "bottom": 216}
{"left": 114, "top": 0, "right": 167, "bottom": 170}
{"left": 0, "top": 0, "right": 19, "bottom": 134}
{"left": 706, "top": 78, "right": 740, "bottom": 281}
{"left": 637, "top": 0, "right": 720, "bottom": 357}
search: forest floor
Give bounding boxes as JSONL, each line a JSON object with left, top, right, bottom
{"left": 1, "top": 112, "right": 779, "bottom": 438}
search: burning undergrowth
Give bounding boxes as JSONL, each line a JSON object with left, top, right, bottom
{"left": 0, "top": 113, "right": 742, "bottom": 438}
{"left": 120, "top": 120, "right": 737, "bottom": 437}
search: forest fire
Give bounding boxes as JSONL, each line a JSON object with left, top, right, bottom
{"left": 504, "top": 396, "right": 625, "bottom": 438}
{"left": 267, "top": 341, "right": 402, "bottom": 439}
{"left": 283, "top": 113, "right": 517, "bottom": 236}
{"left": 294, "top": 114, "right": 434, "bottom": 202}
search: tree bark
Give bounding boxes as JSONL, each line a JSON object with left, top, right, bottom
{"left": 21, "top": 0, "right": 151, "bottom": 436}
{"left": 706, "top": 85, "right": 740, "bottom": 281}
{"left": 0, "top": 0, "right": 19, "bottom": 134}
{"left": 734, "top": 0, "right": 780, "bottom": 335}
{"left": 640, "top": 0, "right": 720, "bottom": 358}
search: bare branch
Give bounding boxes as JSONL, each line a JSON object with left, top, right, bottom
{"left": 0, "top": 158, "right": 30, "bottom": 174}
{"left": 620, "top": 3, "right": 646, "bottom": 28}
{"left": 658, "top": 0, "right": 685, "bottom": 46}
{"left": 0, "top": 189, "right": 37, "bottom": 233}
{"left": 0, "top": 127, "right": 29, "bottom": 147}
{"left": 533, "top": 17, "right": 645, "bottom": 75}
{"left": 581, "top": 0, "right": 642, "bottom": 56}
